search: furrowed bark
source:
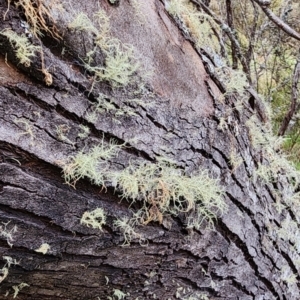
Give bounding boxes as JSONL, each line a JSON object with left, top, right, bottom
{"left": 0, "top": 0, "right": 299, "bottom": 299}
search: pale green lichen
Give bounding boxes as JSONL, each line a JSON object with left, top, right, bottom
{"left": 111, "top": 159, "right": 225, "bottom": 227}
{"left": 35, "top": 243, "right": 50, "bottom": 255}
{"left": 68, "top": 12, "right": 98, "bottom": 34}
{"left": 63, "top": 138, "right": 226, "bottom": 243}
{"left": 0, "top": 221, "right": 17, "bottom": 248}
{"left": 0, "top": 29, "right": 41, "bottom": 67}
{"left": 56, "top": 124, "right": 74, "bottom": 146}
{"left": 80, "top": 208, "right": 106, "bottom": 231}
{"left": 77, "top": 125, "right": 90, "bottom": 139}
{"left": 247, "top": 115, "right": 300, "bottom": 187}
{"left": 166, "top": 0, "right": 220, "bottom": 53}
{"left": 112, "top": 289, "right": 128, "bottom": 300}
{"left": 215, "top": 67, "right": 249, "bottom": 97}
{"left": 63, "top": 139, "right": 121, "bottom": 187}
{"left": 113, "top": 216, "right": 146, "bottom": 246}
{"left": 12, "top": 282, "right": 29, "bottom": 298}
{"left": 229, "top": 148, "right": 243, "bottom": 172}
{"left": 68, "top": 10, "right": 140, "bottom": 89}
{"left": 83, "top": 44, "right": 139, "bottom": 88}
{"left": 0, "top": 256, "right": 18, "bottom": 284}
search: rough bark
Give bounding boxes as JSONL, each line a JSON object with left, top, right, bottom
{"left": 0, "top": 0, "right": 299, "bottom": 299}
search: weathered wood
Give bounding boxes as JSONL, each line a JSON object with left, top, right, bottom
{"left": 0, "top": 0, "right": 299, "bottom": 299}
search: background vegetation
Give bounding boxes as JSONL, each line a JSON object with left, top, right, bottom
{"left": 201, "top": 0, "right": 300, "bottom": 167}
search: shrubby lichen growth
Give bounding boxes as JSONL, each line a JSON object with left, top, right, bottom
{"left": 63, "top": 139, "right": 122, "bottom": 187}
{"left": 0, "top": 222, "right": 17, "bottom": 248}
{"left": 84, "top": 44, "right": 139, "bottom": 88}
{"left": 113, "top": 216, "right": 145, "bottom": 246}
{"left": 215, "top": 67, "right": 248, "bottom": 97}
{"left": 80, "top": 208, "right": 106, "bottom": 231}
{"left": 67, "top": 8, "right": 150, "bottom": 131}
{"left": 111, "top": 159, "right": 226, "bottom": 227}
{"left": 77, "top": 124, "right": 90, "bottom": 139}
{"left": 0, "top": 256, "right": 18, "bottom": 284}
{"left": 68, "top": 12, "right": 99, "bottom": 35}
{"left": 166, "top": 0, "right": 220, "bottom": 53}
{"left": 12, "top": 282, "right": 30, "bottom": 299}
{"left": 111, "top": 289, "right": 128, "bottom": 300}
{"left": 246, "top": 115, "right": 300, "bottom": 186}
{"left": 63, "top": 139, "right": 226, "bottom": 241}
{"left": 246, "top": 113, "right": 300, "bottom": 275}
{"left": 0, "top": 29, "right": 41, "bottom": 67}
{"left": 166, "top": 1, "right": 300, "bottom": 281}
{"left": 14, "top": 0, "right": 60, "bottom": 38}
{"left": 68, "top": 10, "right": 139, "bottom": 89}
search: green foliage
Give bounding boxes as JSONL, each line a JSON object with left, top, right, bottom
{"left": 281, "top": 131, "right": 300, "bottom": 170}
{"left": 208, "top": 0, "right": 300, "bottom": 165}
{"left": 0, "top": 29, "right": 41, "bottom": 67}
{"left": 80, "top": 208, "right": 106, "bottom": 231}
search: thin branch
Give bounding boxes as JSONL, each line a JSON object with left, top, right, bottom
{"left": 225, "top": 0, "right": 237, "bottom": 69}
{"left": 245, "top": 1, "right": 258, "bottom": 65}
{"left": 252, "top": 0, "right": 300, "bottom": 41}
{"left": 278, "top": 49, "right": 300, "bottom": 136}
{"left": 190, "top": 0, "right": 251, "bottom": 82}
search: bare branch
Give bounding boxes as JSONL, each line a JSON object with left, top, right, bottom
{"left": 190, "top": 0, "right": 251, "bottom": 82}
{"left": 225, "top": 0, "right": 238, "bottom": 69}
{"left": 253, "top": 0, "right": 300, "bottom": 41}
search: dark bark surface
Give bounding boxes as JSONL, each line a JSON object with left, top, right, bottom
{"left": 0, "top": 0, "right": 299, "bottom": 299}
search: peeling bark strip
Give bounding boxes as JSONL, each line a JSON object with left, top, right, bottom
{"left": 0, "top": 0, "right": 300, "bottom": 299}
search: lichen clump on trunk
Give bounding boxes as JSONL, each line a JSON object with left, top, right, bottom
{"left": 63, "top": 139, "right": 227, "bottom": 238}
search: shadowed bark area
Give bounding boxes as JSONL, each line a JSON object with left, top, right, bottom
{"left": 0, "top": 0, "right": 299, "bottom": 299}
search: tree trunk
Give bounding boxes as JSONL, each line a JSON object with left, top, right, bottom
{"left": 0, "top": 0, "right": 299, "bottom": 299}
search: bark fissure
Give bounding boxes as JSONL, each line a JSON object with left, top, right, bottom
{"left": 216, "top": 220, "right": 280, "bottom": 299}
